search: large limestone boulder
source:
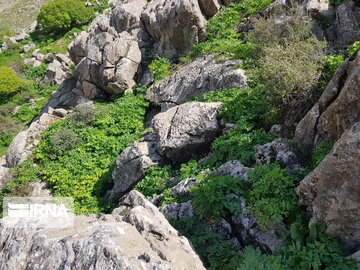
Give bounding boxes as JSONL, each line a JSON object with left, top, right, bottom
{"left": 297, "top": 122, "right": 360, "bottom": 250}
{"left": 327, "top": 1, "right": 360, "bottom": 50}
{"left": 142, "top": 0, "right": 207, "bottom": 59}
{"left": 146, "top": 55, "right": 247, "bottom": 111}
{"left": 68, "top": 0, "right": 148, "bottom": 96}
{"left": 296, "top": 51, "right": 360, "bottom": 147}
{"left": 153, "top": 102, "right": 223, "bottom": 164}
{"left": 108, "top": 134, "right": 167, "bottom": 203}
{"left": 0, "top": 191, "right": 205, "bottom": 270}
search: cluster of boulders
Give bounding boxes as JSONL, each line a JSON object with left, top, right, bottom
{"left": 0, "top": 191, "right": 206, "bottom": 270}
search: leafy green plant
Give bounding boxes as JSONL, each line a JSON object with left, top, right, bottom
{"left": 347, "top": 41, "right": 360, "bottom": 57}
{"left": 191, "top": 174, "right": 247, "bottom": 220}
{"left": 178, "top": 159, "right": 205, "bottom": 179}
{"left": 135, "top": 166, "right": 174, "bottom": 198}
{"left": 322, "top": 55, "right": 344, "bottom": 83}
{"left": 149, "top": 57, "right": 171, "bottom": 82}
{"left": 24, "top": 63, "right": 48, "bottom": 80}
{"left": 308, "top": 141, "right": 335, "bottom": 170}
{"left": 247, "top": 163, "right": 300, "bottom": 228}
{"left": 37, "top": 0, "right": 94, "bottom": 33}
{"left": 0, "top": 66, "right": 26, "bottom": 102}
{"left": 206, "top": 129, "right": 275, "bottom": 167}
{"left": 328, "top": 0, "right": 348, "bottom": 6}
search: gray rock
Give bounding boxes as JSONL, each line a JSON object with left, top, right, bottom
{"left": 170, "top": 178, "right": 197, "bottom": 197}
{"left": 52, "top": 108, "right": 69, "bottom": 118}
{"left": 160, "top": 201, "right": 194, "bottom": 220}
{"left": 303, "top": 0, "right": 333, "bottom": 19}
{"left": 153, "top": 102, "right": 223, "bottom": 164}
{"left": 230, "top": 196, "right": 285, "bottom": 253}
{"left": 198, "top": 0, "right": 221, "bottom": 18}
{"left": 142, "top": 0, "right": 207, "bottom": 59}
{"left": 69, "top": 0, "right": 148, "bottom": 96}
{"left": 108, "top": 134, "right": 167, "bottom": 203}
{"left": 6, "top": 113, "right": 60, "bottom": 168}
{"left": 327, "top": 1, "right": 360, "bottom": 50}
{"left": 214, "top": 160, "right": 249, "bottom": 180}
{"left": 254, "top": 138, "right": 299, "bottom": 169}
{"left": 350, "top": 250, "right": 360, "bottom": 270}
{"left": 146, "top": 55, "right": 247, "bottom": 110}
{"left": 0, "top": 191, "right": 205, "bottom": 270}
{"left": 297, "top": 122, "right": 360, "bottom": 250}
{"left": 45, "top": 60, "right": 68, "bottom": 85}
{"left": 22, "top": 44, "right": 35, "bottom": 53}
{"left": 296, "top": 51, "right": 360, "bottom": 147}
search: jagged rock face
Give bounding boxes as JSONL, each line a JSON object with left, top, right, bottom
{"left": 6, "top": 113, "right": 60, "bottom": 168}
{"left": 254, "top": 138, "right": 300, "bottom": 169}
{"left": 146, "top": 55, "right": 247, "bottom": 111}
{"left": 160, "top": 201, "right": 195, "bottom": 220}
{"left": 0, "top": 191, "right": 205, "bottom": 270}
{"left": 68, "top": 0, "right": 147, "bottom": 96}
{"left": 296, "top": 51, "right": 360, "bottom": 147}
{"left": 198, "top": 0, "right": 221, "bottom": 18}
{"left": 142, "top": 0, "right": 207, "bottom": 60}
{"left": 214, "top": 160, "right": 249, "bottom": 180}
{"left": 45, "top": 53, "right": 73, "bottom": 85}
{"left": 108, "top": 134, "right": 168, "bottom": 203}
{"left": 297, "top": 122, "right": 360, "bottom": 251}
{"left": 153, "top": 102, "right": 223, "bottom": 164}
{"left": 328, "top": 1, "right": 360, "bottom": 50}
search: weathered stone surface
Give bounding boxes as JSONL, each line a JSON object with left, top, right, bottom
{"left": 0, "top": 191, "right": 205, "bottom": 270}
{"left": 108, "top": 134, "right": 167, "bottom": 203}
{"left": 153, "top": 102, "right": 223, "bottom": 164}
{"left": 198, "top": 0, "right": 221, "bottom": 18}
{"left": 327, "top": 1, "right": 360, "bottom": 50}
{"left": 296, "top": 51, "right": 360, "bottom": 147}
{"left": 297, "top": 122, "right": 360, "bottom": 250}
{"left": 254, "top": 138, "right": 300, "bottom": 169}
{"left": 6, "top": 113, "right": 60, "bottom": 168}
{"left": 68, "top": 0, "right": 147, "bottom": 95}
{"left": 170, "top": 178, "right": 197, "bottom": 197}
{"left": 0, "top": 157, "right": 10, "bottom": 189}
{"left": 146, "top": 55, "right": 247, "bottom": 110}
{"left": 160, "top": 201, "right": 194, "bottom": 220}
{"left": 214, "top": 160, "right": 249, "bottom": 180}
{"left": 303, "top": 0, "right": 333, "bottom": 19}
{"left": 142, "top": 0, "right": 207, "bottom": 59}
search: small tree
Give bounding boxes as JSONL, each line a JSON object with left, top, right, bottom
{"left": 37, "top": 0, "right": 94, "bottom": 33}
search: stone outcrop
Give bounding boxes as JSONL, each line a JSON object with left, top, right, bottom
{"left": 0, "top": 191, "right": 205, "bottom": 270}
{"left": 108, "top": 134, "right": 168, "bottom": 203}
{"left": 44, "top": 53, "right": 73, "bottom": 85}
{"left": 160, "top": 201, "right": 195, "bottom": 220}
{"left": 6, "top": 113, "right": 61, "bottom": 168}
{"left": 142, "top": 0, "right": 207, "bottom": 59}
{"left": 68, "top": 0, "right": 147, "bottom": 96}
{"left": 214, "top": 160, "right": 249, "bottom": 180}
{"left": 146, "top": 55, "right": 247, "bottom": 111}
{"left": 153, "top": 102, "right": 223, "bottom": 164}
{"left": 327, "top": 1, "right": 360, "bottom": 50}
{"left": 297, "top": 122, "right": 360, "bottom": 251}
{"left": 296, "top": 51, "right": 360, "bottom": 147}
{"left": 254, "top": 138, "right": 300, "bottom": 169}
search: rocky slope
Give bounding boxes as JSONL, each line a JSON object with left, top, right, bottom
{"left": 1, "top": 0, "right": 360, "bottom": 269}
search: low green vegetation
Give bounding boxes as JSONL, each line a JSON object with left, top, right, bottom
{"left": 149, "top": 57, "right": 172, "bottom": 82}
{"left": 0, "top": 66, "right": 27, "bottom": 102}
{"left": 37, "top": 0, "right": 95, "bottom": 33}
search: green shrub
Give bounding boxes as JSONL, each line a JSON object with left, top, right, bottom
{"left": 308, "top": 141, "right": 335, "bottom": 170}
{"left": 0, "top": 116, "right": 22, "bottom": 148}
{"left": 149, "top": 57, "right": 171, "bottom": 82}
{"left": 50, "top": 128, "right": 82, "bottom": 155}
{"left": 135, "top": 166, "right": 174, "bottom": 198}
{"left": 0, "top": 66, "right": 26, "bottom": 102}
{"left": 37, "top": 0, "right": 94, "bottom": 33}
{"left": 247, "top": 163, "right": 300, "bottom": 228}
{"left": 347, "top": 41, "right": 360, "bottom": 57}
{"left": 191, "top": 174, "right": 247, "bottom": 220}
{"left": 206, "top": 129, "right": 276, "bottom": 167}
{"left": 329, "top": 0, "right": 348, "bottom": 6}
{"left": 322, "top": 55, "right": 344, "bottom": 83}
{"left": 178, "top": 159, "right": 205, "bottom": 179}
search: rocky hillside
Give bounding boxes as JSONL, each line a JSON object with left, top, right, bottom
{"left": 0, "top": 0, "right": 360, "bottom": 269}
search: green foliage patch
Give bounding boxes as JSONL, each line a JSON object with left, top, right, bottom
{"left": 0, "top": 66, "right": 27, "bottom": 102}
{"left": 148, "top": 57, "right": 172, "bottom": 82}
{"left": 37, "top": 0, "right": 95, "bottom": 33}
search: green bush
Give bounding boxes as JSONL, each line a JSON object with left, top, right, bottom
{"left": 191, "top": 174, "right": 247, "bottom": 220}
{"left": 135, "top": 166, "right": 174, "bottom": 198}
{"left": 37, "top": 0, "right": 94, "bottom": 33}
{"left": 247, "top": 163, "right": 300, "bottom": 228}
{"left": 148, "top": 57, "right": 171, "bottom": 82}
{"left": 0, "top": 66, "right": 26, "bottom": 102}
{"left": 0, "top": 116, "right": 22, "bottom": 148}
{"left": 24, "top": 63, "right": 48, "bottom": 80}
{"left": 322, "top": 55, "right": 344, "bottom": 83}
{"left": 347, "top": 41, "right": 360, "bottom": 57}
{"left": 206, "top": 129, "right": 276, "bottom": 167}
